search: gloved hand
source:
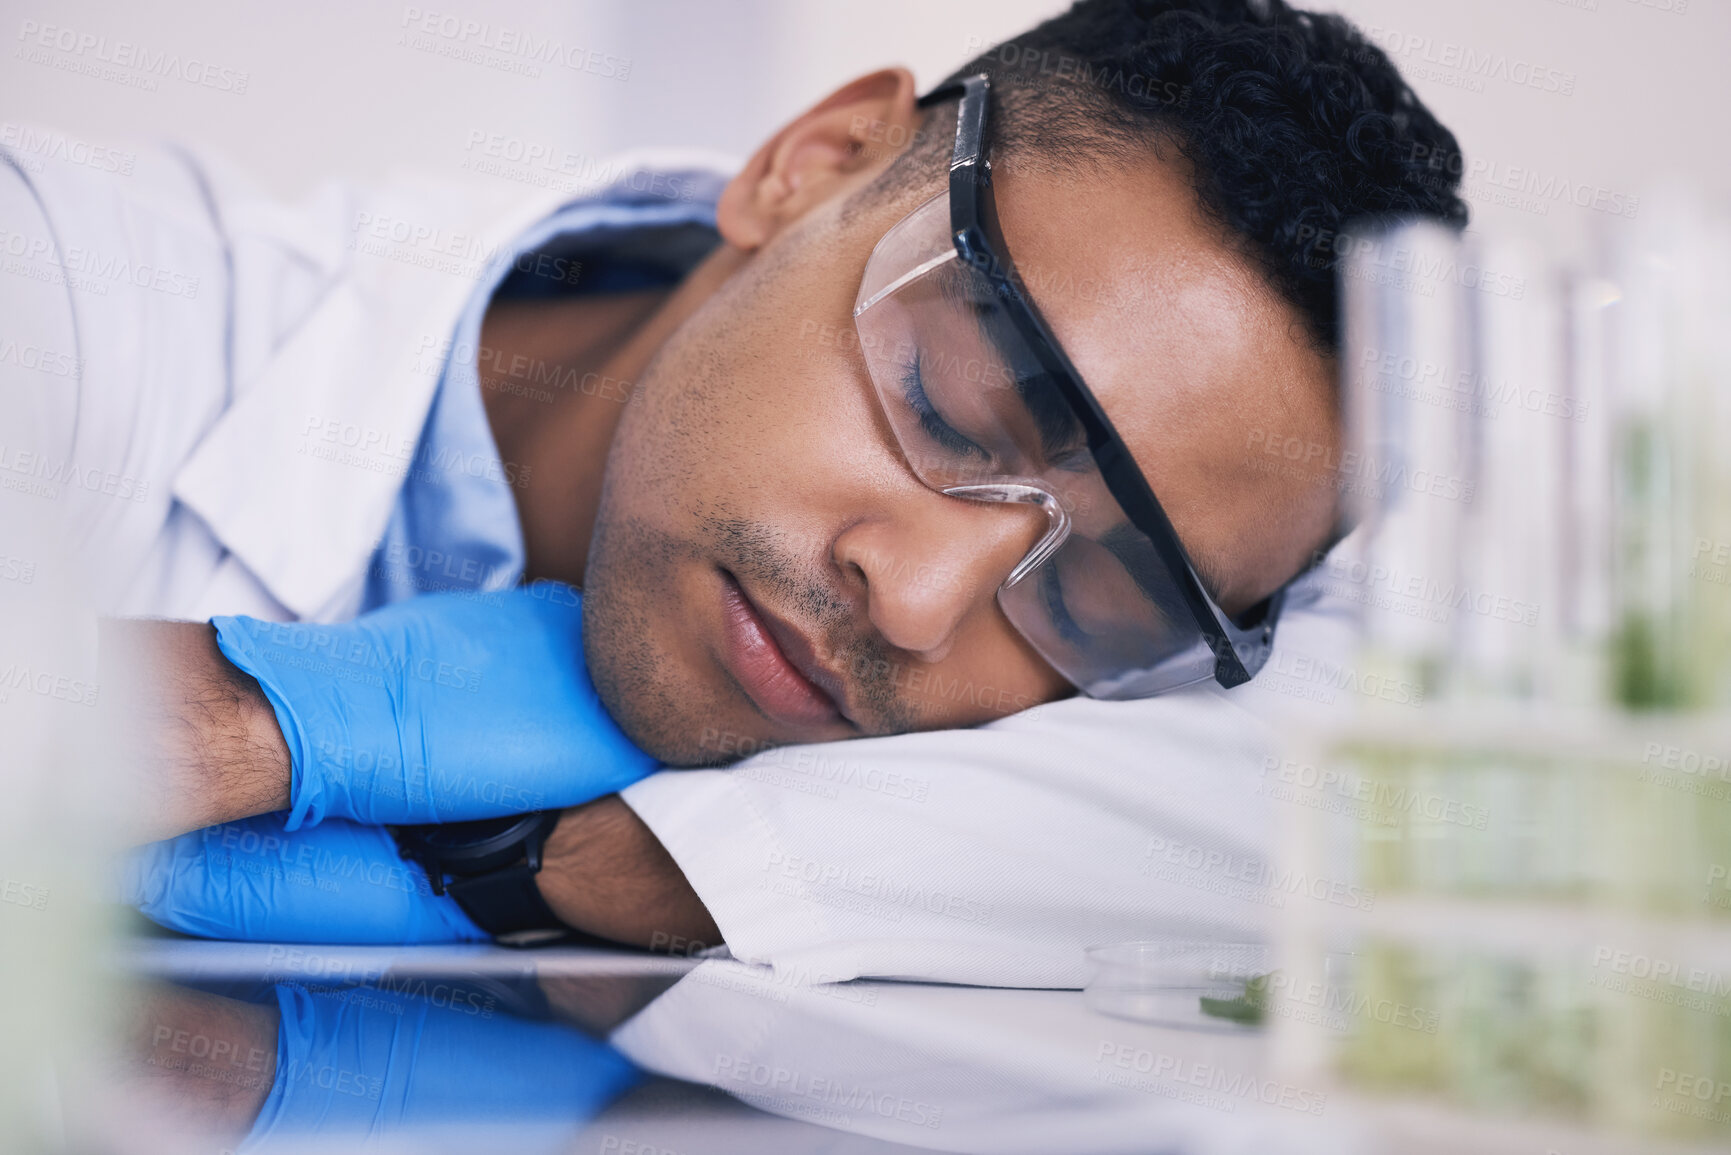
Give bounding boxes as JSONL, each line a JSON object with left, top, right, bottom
{"left": 123, "top": 812, "right": 488, "bottom": 944}
{"left": 241, "top": 979, "right": 640, "bottom": 1151}
{"left": 212, "top": 583, "right": 656, "bottom": 829}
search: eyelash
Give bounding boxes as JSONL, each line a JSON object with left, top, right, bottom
{"left": 1049, "top": 446, "right": 1093, "bottom": 473}
{"left": 1039, "top": 561, "right": 1088, "bottom": 645}
{"left": 901, "top": 358, "right": 987, "bottom": 460}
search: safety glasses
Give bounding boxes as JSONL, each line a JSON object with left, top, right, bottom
{"left": 851, "top": 74, "right": 1281, "bottom": 697}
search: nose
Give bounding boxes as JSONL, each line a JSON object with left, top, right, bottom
{"left": 833, "top": 489, "right": 1051, "bottom": 662}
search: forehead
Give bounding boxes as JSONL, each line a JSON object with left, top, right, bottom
{"left": 988, "top": 154, "right": 1311, "bottom": 459}
{"left": 982, "top": 152, "right": 1339, "bottom": 602}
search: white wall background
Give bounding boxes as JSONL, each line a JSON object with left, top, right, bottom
{"left": 3, "top": 0, "right": 1726, "bottom": 254}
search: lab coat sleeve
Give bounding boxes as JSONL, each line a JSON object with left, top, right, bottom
{"left": 622, "top": 694, "right": 1272, "bottom": 989}
{"left": 620, "top": 582, "right": 1357, "bottom": 989}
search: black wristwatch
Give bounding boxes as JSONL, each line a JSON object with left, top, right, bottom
{"left": 391, "top": 812, "right": 568, "bottom": 944}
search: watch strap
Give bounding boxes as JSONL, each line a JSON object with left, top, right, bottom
{"left": 445, "top": 864, "right": 566, "bottom": 940}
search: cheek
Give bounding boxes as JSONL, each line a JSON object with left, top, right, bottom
{"left": 898, "top": 624, "right": 1073, "bottom": 726}
{"left": 824, "top": 602, "right": 1070, "bottom": 728}
{"left": 640, "top": 305, "right": 902, "bottom": 523}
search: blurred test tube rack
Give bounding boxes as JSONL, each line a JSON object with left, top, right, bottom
{"left": 1270, "top": 199, "right": 1731, "bottom": 1155}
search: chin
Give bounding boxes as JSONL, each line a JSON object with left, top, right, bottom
{"left": 581, "top": 579, "right": 681, "bottom": 764}
{"left": 578, "top": 534, "right": 727, "bottom": 767}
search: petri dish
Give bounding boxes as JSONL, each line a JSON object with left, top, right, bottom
{"left": 1083, "top": 940, "right": 1272, "bottom": 1031}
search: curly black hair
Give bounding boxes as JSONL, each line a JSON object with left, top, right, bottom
{"left": 874, "top": 0, "right": 1469, "bottom": 355}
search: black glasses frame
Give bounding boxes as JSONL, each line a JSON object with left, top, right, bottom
{"left": 917, "top": 73, "right": 1276, "bottom": 689}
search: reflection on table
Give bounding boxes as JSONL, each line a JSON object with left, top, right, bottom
{"left": 102, "top": 939, "right": 1356, "bottom": 1154}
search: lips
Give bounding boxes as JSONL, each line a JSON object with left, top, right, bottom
{"left": 717, "top": 571, "right": 849, "bottom": 731}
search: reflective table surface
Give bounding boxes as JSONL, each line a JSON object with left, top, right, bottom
{"left": 49, "top": 936, "right": 1691, "bottom": 1155}
{"left": 86, "top": 938, "right": 1351, "bottom": 1155}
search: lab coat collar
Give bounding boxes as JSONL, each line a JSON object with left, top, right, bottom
{"left": 171, "top": 149, "right": 734, "bottom": 620}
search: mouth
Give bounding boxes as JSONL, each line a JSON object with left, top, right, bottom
{"left": 717, "top": 570, "right": 852, "bottom": 732}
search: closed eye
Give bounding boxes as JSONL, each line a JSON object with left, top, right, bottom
{"left": 902, "top": 357, "right": 988, "bottom": 460}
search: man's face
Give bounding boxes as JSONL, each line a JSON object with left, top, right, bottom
{"left": 582, "top": 140, "right": 1339, "bottom": 767}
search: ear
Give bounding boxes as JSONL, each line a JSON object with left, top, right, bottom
{"left": 716, "top": 68, "right": 922, "bottom": 251}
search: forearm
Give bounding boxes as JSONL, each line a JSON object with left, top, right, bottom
{"left": 103, "top": 615, "right": 719, "bottom": 948}
{"left": 535, "top": 795, "right": 722, "bottom": 950}
{"left": 102, "top": 619, "right": 291, "bottom": 843}
{"left": 118, "top": 983, "right": 279, "bottom": 1142}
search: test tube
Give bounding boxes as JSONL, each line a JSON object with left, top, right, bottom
{"left": 1340, "top": 219, "right": 1476, "bottom": 701}
{"left": 1455, "top": 233, "right": 1564, "bottom": 701}
{"left": 1604, "top": 188, "right": 1727, "bottom": 711}
{"left": 1558, "top": 266, "right": 1619, "bottom": 709}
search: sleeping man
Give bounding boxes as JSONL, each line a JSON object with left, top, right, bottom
{"left": 2, "top": 0, "right": 1465, "bottom": 982}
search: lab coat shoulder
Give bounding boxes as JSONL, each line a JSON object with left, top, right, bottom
{"left": 0, "top": 123, "right": 564, "bottom": 619}
{"left": 1, "top": 130, "right": 234, "bottom": 612}
{"left": 172, "top": 161, "right": 566, "bottom": 621}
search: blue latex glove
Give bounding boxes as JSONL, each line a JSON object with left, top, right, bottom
{"left": 242, "top": 980, "right": 640, "bottom": 1151}
{"left": 212, "top": 583, "right": 657, "bottom": 829}
{"left": 123, "top": 812, "right": 487, "bottom": 943}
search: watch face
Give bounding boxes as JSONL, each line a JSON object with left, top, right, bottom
{"left": 395, "top": 813, "right": 547, "bottom": 860}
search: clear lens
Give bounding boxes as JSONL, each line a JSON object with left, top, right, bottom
{"left": 854, "top": 194, "right": 1231, "bottom": 698}
{"left": 856, "top": 210, "right": 1065, "bottom": 493}
{"left": 997, "top": 529, "right": 1218, "bottom": 697}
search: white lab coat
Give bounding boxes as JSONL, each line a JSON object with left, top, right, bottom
{"left": 1, "top": 128, "right": 707, "bottom": 621}
{"left": 0, "top": 130, "right": 1358, "bottom": 988}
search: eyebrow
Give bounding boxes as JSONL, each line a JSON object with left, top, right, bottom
{"left": 1098, "top": 522, "right": 1167, "bottom": 604}
{"left": 1098, "top": 521, "right": 1228, "bottom": 610}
